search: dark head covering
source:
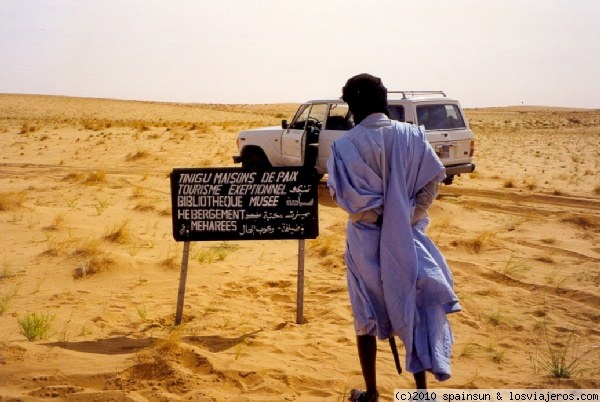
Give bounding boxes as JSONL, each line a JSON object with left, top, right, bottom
{"left": 342, "top": 73, "right": 388, "bottom": 124}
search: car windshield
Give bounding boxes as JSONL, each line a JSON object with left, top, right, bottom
{"left": 416, "top": 104, "right": 465, "bottom": 130}
{"left": 289, "top": 104, "right": 310, "bottom": 130}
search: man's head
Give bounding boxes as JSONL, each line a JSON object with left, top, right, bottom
{"left": 342, "top": 73, "right": 388, "bottom": 124}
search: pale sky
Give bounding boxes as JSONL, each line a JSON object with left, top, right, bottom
{"left": 1, "top": 0, "right": 599, "bottom": 108}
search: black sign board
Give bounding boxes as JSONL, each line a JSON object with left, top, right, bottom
{"left": 170, "top": 167, "right": 319, "bottom": 241}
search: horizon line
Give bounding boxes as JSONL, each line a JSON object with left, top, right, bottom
{"left": 1, "top": 92, "right": 598, "bottom": 111}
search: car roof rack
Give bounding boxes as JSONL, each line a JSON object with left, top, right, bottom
{"left": 388, "top": 90, "right": 446, "bottom": 99}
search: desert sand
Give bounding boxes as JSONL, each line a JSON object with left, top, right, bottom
{"left": 0, "top": 94, "right": 598, "bottom": 401}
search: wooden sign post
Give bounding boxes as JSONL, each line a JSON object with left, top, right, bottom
{"left": 170, "top": 167, "right": 319, "bottom": 326}
{"left": 296, "top": 239, "right": 305, "bottom": 324}
{"left": 174, "top": 241, "right": 190, "bottom": 326}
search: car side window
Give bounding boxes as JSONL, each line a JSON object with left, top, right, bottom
{"left": 289, "top": 104, "right": 328, "bottom": 130}
{"left": 388, "top": 105, "right": 405, "bottom": 122}
{"left": 325, "top": 104, "right": 353, "bottom": 130}
{"left": 416, "top": 104, "right": 466, "bottom": 130}
{"left": 308, "top": 104, "right": 328, "bottom": 128}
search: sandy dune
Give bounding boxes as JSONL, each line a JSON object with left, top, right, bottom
{"left": 0, "top": 94, "right": 598, "bottom": 401}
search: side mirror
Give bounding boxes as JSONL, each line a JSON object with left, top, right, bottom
{"left": 281, "top": 119, "right": 288, "bottom": 129}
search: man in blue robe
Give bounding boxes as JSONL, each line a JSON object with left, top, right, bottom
{"left": 327, "top": 74, "right": 460, "bottom": 401}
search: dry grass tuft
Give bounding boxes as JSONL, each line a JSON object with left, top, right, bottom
{"left": 43, "top": 236, "right": 77, "bottom": 257}
{"left": 130, "top": 186, "right": 146, "bottom": 199}
{"left": 45, "top": 213, "right": 66, "bottom": 231}
{"left": 81, "top": 118, "right": 112, "bottom": 131}
{"left": 155, "top": 328, "right": 183, "bottom": 353}
{"left": 321, "top": 254, "right": 345, "bottom": 270}
{"left": 73, "top": 255, "right": 116, "bottom": 279}
{"left": 131, "top": 330, "right": 186, "bottom": 380}
{"left": 482, "top": 309, "right": 511, "bottom": 327}
{"left": 160, "top": 242, "right": 181, "bottom": 272}
{"left": 194, "top": 243, "right": 239, "bottom": 264}
{"left": 72, "top": 239, "right": 102, "bottom": 258}
{"left": 160, "top": 255, "right": 178, "bottom": 270}
{"left": 523, "top": 178, "right": 538, "bottom": 191}
{"left": 536, "top": 256, "right": 555, "bottom": 264}
{"left": 427, "top": 216, "right": 452, "bottom": 242}
{"left": 451, "top": 231, "right": 496, "bottom": 253}
{"left": 0, "top": 285, "right": 19, "bottom": 316}
{"left": 533, "top": 322, "right": 599, "bottom": 379}
{"left": 62, "top": 172, "right": 85, "bottom": 182}
{"left": 309, "top": 234, "right": 342, "bottom": 259}
{"left": 104, "top": 221, "right": 133, "bottom": 244}
{"left": 0, "top": 191, "right": 27, "bottom": 211}
{"left": 19, "top": 122, "right": 37, "bottom": 134}
{"left": 503, "top": 179, "right": 515, "bottom": 189}
{"left": 126, "top": 149, "right": 151, "bottom": 161}
{"left": 158, "top": 208, "right": 171, "bottom": 217}
{"left": 83, "top": 171, "right": 107, "bottom": 185}
{"left": 561, "top": 215, "right": 597, "bottom": 230}
{"left": 502, "top": 255, "right": 532, "bottom": 277}
{"left": 133, "top": 202, "right": 156, "bottom": 213}
{"left": 169, "top": 130, "right": 190, "bottom": 142}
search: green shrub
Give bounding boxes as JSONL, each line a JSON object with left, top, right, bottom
{"left": 18, "top": 312, "right": 55, "bottom": 341}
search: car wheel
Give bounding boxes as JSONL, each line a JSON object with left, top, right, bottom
{"left": 442, "top": 175, "right": 454, "bottom": 185}
{"left": 242, "top": 149, "right": 271, "bottom": 170}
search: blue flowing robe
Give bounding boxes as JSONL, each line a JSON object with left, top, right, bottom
{"left": 327, "top": 113, "right": 460, "bottom": 381}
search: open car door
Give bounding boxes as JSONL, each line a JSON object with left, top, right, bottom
{"left": 317, "top": 103, "right": 353, "bottom": 173}
{"left": 281, "top": 103, "right": 327, "bottom": 166}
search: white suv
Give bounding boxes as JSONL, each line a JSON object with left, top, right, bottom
{"left": 233, "top": 91, "right": 475, "bottom": 184}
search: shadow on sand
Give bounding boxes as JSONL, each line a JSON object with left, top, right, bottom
{"left": 44, "top": 336, "right": 154, "bottom": 355}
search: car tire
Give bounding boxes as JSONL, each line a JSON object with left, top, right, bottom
{"left": 242, "top": 148, "right": 271, "bottom": 170}
{"left": 442, "top": 175, "right": 454, "bottom": 185}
